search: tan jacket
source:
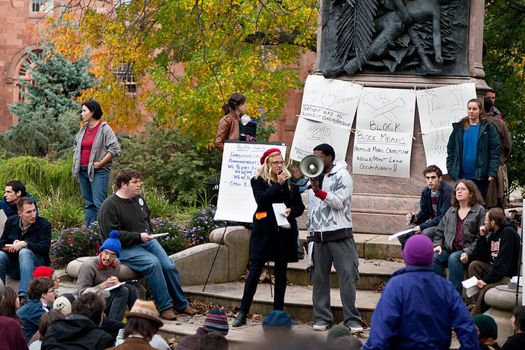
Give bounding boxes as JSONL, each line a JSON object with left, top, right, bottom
{"left": 214, "top": 112, "right": 240, "bottom": 152}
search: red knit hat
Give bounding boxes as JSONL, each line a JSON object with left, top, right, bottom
{"left": 260, "top": 148, "right": 282, "bottom": 165}
{"left": 33, "top": 266, "right": 54, "bottom": 279}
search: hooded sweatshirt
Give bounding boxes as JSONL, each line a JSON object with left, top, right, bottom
{"left": 41, "top": 315, "right": 115, "bottom": 350}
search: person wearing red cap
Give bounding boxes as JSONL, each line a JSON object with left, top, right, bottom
{"left": 232, "top": 148, "right": 305, "bottom": 327}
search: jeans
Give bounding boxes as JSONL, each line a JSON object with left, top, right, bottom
{"left": 118, "top": 240, "right": 189, "bottom": 312}
{"left": 79, "top": 167, "right": 109, "bottom": 227}
{"left": 0, "top": 248, "right": 45, "bottom": 296}
{"left": 432, "top": 250, "right": 464, "bottom": 295}
{"left": 398, "top": 226, "right": 438, "bottom": 248}
{"left": 106, "top": 284, "right": 137, "bottom": 321}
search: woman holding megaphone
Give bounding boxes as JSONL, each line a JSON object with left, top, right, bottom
{"left": 232, "top": 148, "right": 305, "bottom": 327}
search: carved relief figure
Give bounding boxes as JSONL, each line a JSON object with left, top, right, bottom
{"left": 321, "top": 0, "right": 467, "bottom": 77}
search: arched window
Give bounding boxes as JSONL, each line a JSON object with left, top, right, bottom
{"left": 15, "top": 49, "right": 42, "bottom": 102}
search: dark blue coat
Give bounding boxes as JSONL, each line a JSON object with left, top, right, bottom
{"left": 363, "top": 266, "right": 479, "bottom": 350}
{"left": 446, "top": 119, "right": 500, "bottom": 181}
{"left": 413, "top": 181, "right": 454, "bottom": 231}
{"left": 250, "top": 177, "right": 304, "bottom": 262}
{"left": 17, "top": 299, "right": 47, "bottom": 341}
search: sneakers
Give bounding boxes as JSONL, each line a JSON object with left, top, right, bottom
{"left": 160, "top": 308, "right": 177, "bottom": 320}
{"left": 313, "top": 320, "right": 332, "bottom": 331}
{"left": 349, "top": 325, "right": 364, "bottom": 334}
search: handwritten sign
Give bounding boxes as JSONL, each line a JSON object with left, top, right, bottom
{"left": 214, "top": 142, "right": 286, "bottom": 223}
{"left": 290, "top": 117, "right": 351, "bottom": 161}
{"left": 416, "top": 83, "right": 476, "bottom": 174}
{"left": 357, "top": 87, "right": 416, "bottom": 134}
{"left": 352, "top": 129, "right": 412, "bottom": 178}
{"left": 300, "top": 75, "right": 361, "bottom": 129}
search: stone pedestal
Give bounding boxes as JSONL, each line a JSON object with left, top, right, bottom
{"left": 484, "top": 285, "right": 522, "bottom": 343}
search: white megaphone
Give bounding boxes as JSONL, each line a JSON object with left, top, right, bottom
{"left": 299, "top": 154, "right": 324, "bottom": 178}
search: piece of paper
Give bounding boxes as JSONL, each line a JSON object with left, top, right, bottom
{"left": 150, "top": 232, "right": 169, "bottom": 238}
{"left": 104, "top": 282, "right": 126, "bottom": 292}
{"left": 462, "top": 276, "right": 480, "bottom": 297}
{"left": 272, "top": 203, "right": 291, "bottom": 229}
{"left": 388, "top": 228, "right": 414, "bottom": 241}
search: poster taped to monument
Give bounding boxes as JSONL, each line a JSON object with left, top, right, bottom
{"left": 416, "top": 83, "right": 476, "bottom": 133}
{"left": 416, "top": 83, "right": 476, "bottom": 174}
{"left": 356, "top": 87, "right": 416, "bottom": 134}
{"left": 352, "top": 129, "right": 412, "bottom": 178}
{"left": 214, "top": 142, "right": 286, "bottom": 223}
{"left": 421, "top": 127, "right": 453, "bottom": 172}
{"left": 300, "top": 75, "right": 361, "bottom": 129}
{"left": 290, "top": 117, "right": 350, "bottom": 162}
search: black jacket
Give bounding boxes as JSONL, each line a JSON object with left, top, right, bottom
{"left": 474, "top": 222, "right": 520, "bottom": 284}
{"left": 250, "top": 177, "right": 305, "bottom": 262}
{"left": 0, "top": 216, "right": 51, "bottom": 266}
{"left": 42, "top": 315, "right": 115, "bottom": 350}
{"left": 412, "top": 181, "right": 453, "bottom": 231}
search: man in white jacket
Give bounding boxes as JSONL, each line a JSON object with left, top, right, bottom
{"left": 308, "top": 143, "right": 363, "bottom": 333}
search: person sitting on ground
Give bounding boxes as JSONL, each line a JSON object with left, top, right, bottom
{"left": 98, "top": 168, "right": 196, "bottom": 320}
{"left": 400, "top": 165, "right": 453, "bottom": 248}
{"left": 0, "top": 180, "right": 38, "bottom": 218}
{"left": 501, "top": 306, "right": 525, "bottom": 350}
{"left": 0, "top": 198, "right": 52, "bottom": 304}
{"left": 474, "top": 314, "right": 501, "bottom": 350}
{"left": 42, "top": 292, "right": 115, "bottom": 350}
{"left": 108, "top": 299, "right": 164, "bottom": 350}
{"left": 0, "top": 286, "right": 21, "bottom": 321}
{"left": 176, "top": 309, "right": 230, "bottom": 350}
{"left": 262, "top": 310, "right": 293, "bottom": 342}
{"left": 199, "top": 333, "right": 228, "bottom": 350}
{"left": 468, "top": 208, "right": 520, "bottom": 315}
{"left": 327, "top": 324, "right": 353, "bottom": 344}
{"left": 76, "top": 231, "right": 137, "bottom": 322}
{"left": 17, "top": 277, "right": 54, "bottom": 342}
{"left": 28, "top": 310, "right": 64, "bottom": 350}
{"left": 33, "top": 266, "right": 60, "bottom": 296}
{"left": 363, "top": 235, "right": 478, "bottom": 350}
{"left": 52, "top": 293, "right": 75, "bottom": 317}
{"left": 332, "top": 335, "right": 363, "bottom": 350}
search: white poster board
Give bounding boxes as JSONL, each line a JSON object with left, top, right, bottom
{"left": 290, "top": 117, "right": 351, "bottom": 162}
{"left": 416, "top": 83, "right": 477, "bottom": 172}
{"left": 214, "top": 142, "right": 286, "bottom": 223}
{"left": 300, "top": 75, "right": 361, "bottom": 129}
{"left": 352, "top": 129, "right": 412, "bottom": 178}
{"left": 357, "top": 87, "right": 416, "bottom": 134}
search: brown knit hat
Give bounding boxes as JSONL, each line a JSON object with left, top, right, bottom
{"left": 125, "top": 299, "right": 163, "bottom": 328}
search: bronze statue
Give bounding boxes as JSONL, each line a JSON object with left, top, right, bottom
{"left": 320, "top": 0, "right": 468, "bottom": 77}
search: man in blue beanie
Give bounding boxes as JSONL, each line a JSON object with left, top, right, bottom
{"left": 76, "top": 231, "right": 137, "bottom": 322}
{"left": 363, "top": 235, "right": 479, "bottom": 350}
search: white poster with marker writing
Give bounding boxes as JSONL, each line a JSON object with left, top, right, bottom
{"left": 416, "top": 83, "right": 476, "bottom": 174}
{"left": 214, "top": 142, "right": 286, "bottom": 223}
{"left": 352, "top": 129, "right": 412, "bottom": 178}
{"left": 300, "top": 75, "right": 361, "bottom": 129}
{"left": 290, "top": 117, "right": 351, "bottom": 162}
{"left": 356, "top": 87, "right": 416, "bottom": 134}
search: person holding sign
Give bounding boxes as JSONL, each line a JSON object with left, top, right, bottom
{"left": 232, "top": 148, "right": 304, "bottom": 327}
{"left": 446, "top": 99, "right": 501, "bottom": 202}
{"left": 432, "top": 179, "right": 486, "bottom": 295}
{"left": 214, "top": 93, "right": 256, "bottom": 152}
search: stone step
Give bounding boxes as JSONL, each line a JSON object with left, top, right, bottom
{"left": 183, "top": 282, "right": 381, "bottom": 325}
{"left": 269, "top": 258, "right": 404, "bottom": 290}
{"left": 299, "top": 231, "right": 402, "bottom": 260}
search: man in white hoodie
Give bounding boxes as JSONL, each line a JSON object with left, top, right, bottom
{"left": 308, "top": 143, "right": 363, "bottom": 333}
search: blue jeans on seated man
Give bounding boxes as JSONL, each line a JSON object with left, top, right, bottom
{"left": 0, "top": 248, "right": 45, "bottom": 296}
{"left": 432, "top": 250, "right": 465, "bottom": 295}
{"left": 79, "top": 167, "right": 109, "bottom": 227}
{"left": 106, "top": 283, "right": 138, "bottom": 322}
{"left": 118, "top": 239, "right": 189, "bottom": 313}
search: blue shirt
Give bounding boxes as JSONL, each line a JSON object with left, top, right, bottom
{"left": 460, "top": 124, "right": 480, "bottom": 179}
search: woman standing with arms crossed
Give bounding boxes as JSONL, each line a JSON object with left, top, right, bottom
{"left": 447, "top": 98, "right": 500, "bottom": 201}
{"left": 72, "top": 100, "right": 120, "bottom": 227}
{"left": 432, "top": 179, "right": 486, "bottom": 295}
{"left": 232, "top": 148, "right": 305, "bottom": 327}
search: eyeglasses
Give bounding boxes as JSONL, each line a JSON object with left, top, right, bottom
{"left": 271, "top": 161, "right": 285, "bottom": 166}
{"left": 455, "top": 187, "right": 468, "bottom": 192}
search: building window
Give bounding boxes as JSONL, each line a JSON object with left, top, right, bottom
{"left": 16, "top": 50, "right": 42, "bottom": 103}
{"left": 113, "top": 62, "right": 137, "bottom": 94}
{"left": 31, "top": 0, "right": 53, "bottom": 13}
